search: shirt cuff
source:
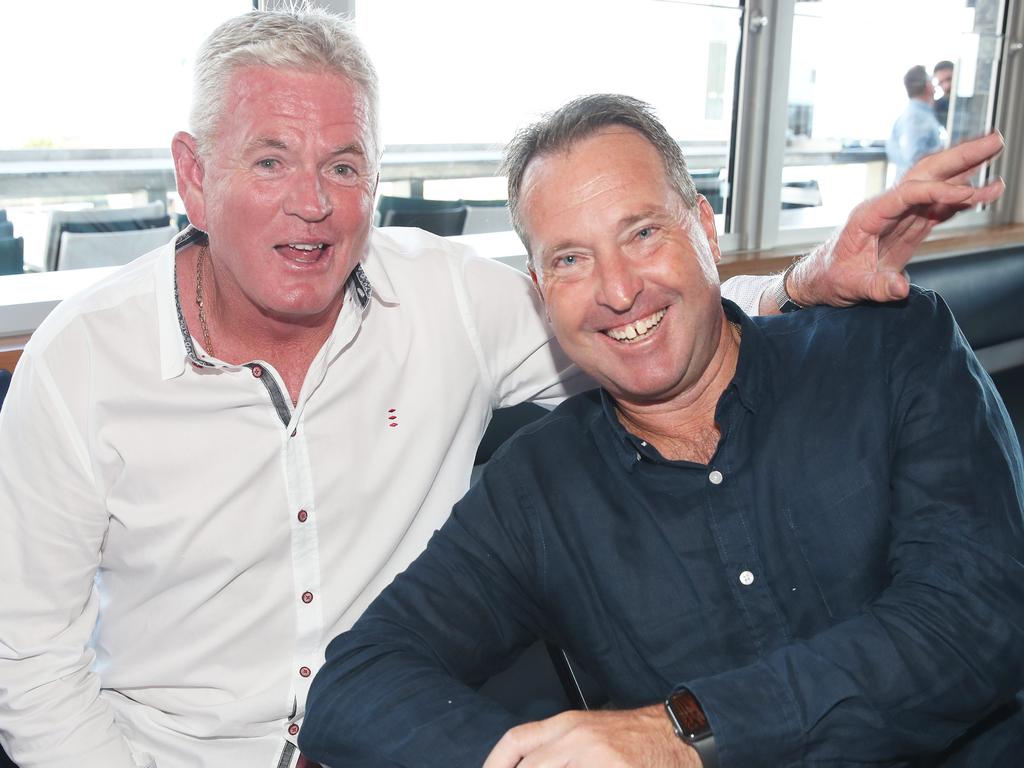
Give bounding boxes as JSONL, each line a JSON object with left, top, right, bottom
{"left": 720, "top": 275, "right": 774, "bottom": 317}
{"left": 683, "top": 661, "right": 804, "bottom": 767}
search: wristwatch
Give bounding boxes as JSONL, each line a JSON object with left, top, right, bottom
{"left": 772, "top": 257, "right": 805, "bottom": 314}
{"left": 665, "top": 688, "right": 718, "bottom": 768}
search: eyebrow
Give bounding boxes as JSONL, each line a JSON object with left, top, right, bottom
{"left": 329, "top": 142, "right": 368, "bottom": 158}
{"left": 243, "top": 138, "right": 368, "bottom": 158}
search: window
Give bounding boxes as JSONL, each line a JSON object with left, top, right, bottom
{"left": 0, "top": 0, "right": 252, "bottom": 270}
{"left": 357, "top": 0, "right": 744, "bottom": 230}
{"left": 779, "top": 0, "right": 1005, "bottom": 231}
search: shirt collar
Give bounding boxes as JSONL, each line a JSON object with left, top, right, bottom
{"left": 597, "top": 298, "right": 764, "bottom": 471}
{"left": 161, "top": 227, "right": 399, "bottom": 380}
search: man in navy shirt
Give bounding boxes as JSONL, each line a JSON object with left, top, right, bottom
{"left": 301, "top": 95, "right": 1024, "bottom": 767}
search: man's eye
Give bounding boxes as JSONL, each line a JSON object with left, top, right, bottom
{"left": 637, "top": 226, "right": 655, "bottom": 239}
{"left": 555, "top": 254, "right": 578, "bottom": 268}
{"left": 334, "top": 164, "right": 355, "bottom": 176}
{"left": 257, "top": 159, "right": 277, "bottom": 169}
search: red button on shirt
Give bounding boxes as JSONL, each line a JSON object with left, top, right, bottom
{"left": 302, "top": 591, "right": 314, "bottom": 604}
{"left": 251, "top": 365, "right": 263, "bottom": 378}
{"left": 297, "top": 510, "right": 308, "bottom": 523}
{"left": 288, "top": 723, "right": 300, "bottom": 736}
{"left": 299, "top": 666, "right": 311, "bottom": 678}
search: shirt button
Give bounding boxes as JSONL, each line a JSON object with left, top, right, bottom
{"left": 299, "top": 666, "right": 312, "bottom": 678}
{"left": 251, "top": 365, "right": 263, "bottom": 378}
{"left": 709, "top": 470, "right": 724, "bottom": 485}
{"left": 291, "top": 428, "right": 298, "bottom": 438}
{"left": 739, "top": 570, "right": 755, "bottom": 586}
{"left": 297, "top": 510, "right": 308, "bottom": 523}
{"left": 301, "top": 591, "right": 314, "bottom": 603}
{"left": 288, "top": 723, "right": 299, "bottom": 736}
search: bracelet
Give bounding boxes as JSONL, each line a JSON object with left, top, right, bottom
{"left": 772, "top": 257, "right": 805, "bottom": 313}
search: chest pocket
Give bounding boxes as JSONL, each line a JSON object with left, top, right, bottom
{"left": 780, "top": 458, "right": 890, "bottom": 620}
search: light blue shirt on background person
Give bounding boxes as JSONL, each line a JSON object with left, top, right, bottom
{"left": 887, "top": 98, "right": 946, "bottom": 181}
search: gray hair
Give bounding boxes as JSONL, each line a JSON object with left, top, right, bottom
{"left": 190, "top": 2, "right": 380, "bottom": 159}
{"left": 501, "top": 94, "right": 698, "bottom": 261}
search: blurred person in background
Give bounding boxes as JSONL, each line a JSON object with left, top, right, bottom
{"left": 887, "top": 65, "right": 947, "bottom": 182}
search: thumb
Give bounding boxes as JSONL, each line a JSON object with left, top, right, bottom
{"left": 864, "top": 270, "right": 910, "bottom": 302}
{"left": 885, "top": 270, "right": 911, "bottom": 300}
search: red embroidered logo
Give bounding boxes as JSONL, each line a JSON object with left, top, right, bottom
{"left": 387, "top": 408, "right": 398, "bottom": 428}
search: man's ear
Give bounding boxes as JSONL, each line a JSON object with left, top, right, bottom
{"left": 172, "top": 131, "right": 208, "bottom": 232}
{"left": 528, "top": 264, "right": 551, "bottom": 321}
{"left": 529, "top": 264, "right": 541, "bottom": 294}
{"left": 695, "top": 194, "right": 721, "bottom": 264}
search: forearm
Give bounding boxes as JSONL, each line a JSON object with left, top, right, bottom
{"left": 686, "top": 561, "right": 1024, "bottom": 766}
{"left": 303, "top": 621, "right": 523, "bottom": 766}
{"left": 303, "top": 469, "right": 548, "bottom": 765}
{"left": 0, "top": 356, "right": 139, "bottom": 767}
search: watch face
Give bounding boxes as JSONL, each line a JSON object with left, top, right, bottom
{"left": 669, "top": 691, "right": 710, "bottom": 739}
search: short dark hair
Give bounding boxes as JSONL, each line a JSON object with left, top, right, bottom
{"left": 903, "top": 65, "right": 931, "bottom": 98}
{"left": 934, "top": 60, "right": 954, "bottom": 73}
{"left": 501, "top": 94, "right": 698, "bottom": 262}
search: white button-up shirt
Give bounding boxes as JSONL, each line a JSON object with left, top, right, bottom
{"left": 0, "top": 226, "right": 765, "bottom": 768}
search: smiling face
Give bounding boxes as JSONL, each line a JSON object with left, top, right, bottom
{"left": 522, "top": 127, "right": 726, "bottom": 408}
{"left": 178, "top": 65, "right": 377, "bottom": 332}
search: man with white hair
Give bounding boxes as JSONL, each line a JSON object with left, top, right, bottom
{"left": 0, "top": 7, "right": 1005, "bottom": 768}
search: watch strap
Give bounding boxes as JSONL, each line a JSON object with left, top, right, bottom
{"left": 665, "top": 688, "right": 718, "bottom": 768}
{"left": 772, "top": 257, "right": 805, "bottom": 314}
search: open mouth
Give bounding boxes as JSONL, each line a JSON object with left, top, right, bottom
{"left": 604, "top": 308, "right": 667, "bottom": 343}
{"left": 276, "top": 243, "right": 329, "bottom": 263}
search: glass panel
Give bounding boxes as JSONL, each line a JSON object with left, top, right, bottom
{"left": 781, "top": 0, "right": 1004, "bottom": 231}
{"left": 0, "top": 0, "right": 251, "bottom": 271}
{"left": 358, "top": 0, "right": 744, "bottom": 234}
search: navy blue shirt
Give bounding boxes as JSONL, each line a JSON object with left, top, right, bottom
{"left": 302, "top": 292, "right": 1024, "bottom": 767}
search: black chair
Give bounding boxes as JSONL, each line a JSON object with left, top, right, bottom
{"left": 0, "top": 237, "right": 24, "bottom": 276}
{"left": 0, "top": 222, "right": 13, "bottom": 239}
{"left": 460, "top": 199, "right": 512, "bottom": 235}
{"left": 906, "top": 247, "right": 1024, "bottom": 352}
{"left": 44, "top": 202, "right": 167, "bottom": 271}
{"left": 381, "top": 206, "right": 467, "bottom": 236}
{"left": 52, "top": 216, "right": 172, "bottom": 271}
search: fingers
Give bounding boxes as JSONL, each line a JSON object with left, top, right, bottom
{"left": 865, "top": 176, "right": 1004, "bottom": 227}
{"left": 483, "top": 714, "right": 579, "bottom": 768}
{"left": 905, "top": 131, "right": 1004, "bottom": 182}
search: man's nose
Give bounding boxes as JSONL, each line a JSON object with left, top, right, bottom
{"left": 595, "top": 250, "right": 642, "bottom": 312}
{"left": 284, "top": 168, "right": 333, "bottom": 221}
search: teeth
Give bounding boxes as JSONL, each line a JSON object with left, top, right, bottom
{"left": 288, "top": 243, "right": 324, "bottom": 251}
{"left": 605, "top": 308, "right": 667, "bottom": 342}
